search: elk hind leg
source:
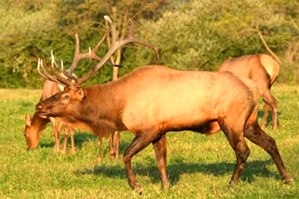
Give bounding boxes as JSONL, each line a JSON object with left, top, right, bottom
{"left": 244, "top": 122, "right": 293, "bottom": 183}
{"left": 219, "top": 120, "right": 250, "bottom": 185}
{"left": 261, "top": 89, "right": 278, "bottom": 130}
{"left": 261, "top": 102, "right": 270, "bottom": 129}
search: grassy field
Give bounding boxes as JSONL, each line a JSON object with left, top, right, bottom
{"left": 0, "top": 84, "right": 298, "bottom": 199}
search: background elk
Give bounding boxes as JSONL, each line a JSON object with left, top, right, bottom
{"left": 35, "top": 16, "right": 292, "bottom": 194}
{"left": 24, "top": 78, "right": 119, "bottom": 160}
{"left": 24, "top": 79, "right": 75, "bottom": 154}
{"left": 218, "top": 54, "right": 280, "bottom": 129}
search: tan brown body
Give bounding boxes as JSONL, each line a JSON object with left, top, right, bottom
{"left": 218, "top": 54, "right": 280, "bottom": 129}
{"left": 36, "top": 65, "right": 292, "bottom": 193}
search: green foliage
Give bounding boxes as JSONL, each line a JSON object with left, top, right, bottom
{"left": 0, "top": 1, "right": 58, "bottom": 88}
{"left": 0, "top": 85, "right": 299, "bottom": 198}
{"left": 0, "top": 0, "right": 299, "bottom": 88}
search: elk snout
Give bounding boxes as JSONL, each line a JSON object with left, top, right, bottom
{"left": 35, "top": 103, "right": 42, "bottom": 111}
{"left": 35, "top": 103, "right": 49, "bottom": 118}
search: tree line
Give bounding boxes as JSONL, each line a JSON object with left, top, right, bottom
{"left": 0, "top": 0, "right": 298, "bottom": 88}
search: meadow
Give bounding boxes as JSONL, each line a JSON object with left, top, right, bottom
{"left": 0, "top": 84, "right": 298, "bottom": 199}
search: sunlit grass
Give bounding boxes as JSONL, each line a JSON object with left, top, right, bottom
{"left": 0, "top": 85, "right": 298, "bottom": 198}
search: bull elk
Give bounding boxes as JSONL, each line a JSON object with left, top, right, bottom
{"left": 218, "top": 54, "right": 280, "bottom": 129}
{"left": 24, "top": 79, "right": 76, "bottom": 154}
{"left": 35, "top": 16, "right": 292, "bottom": 193}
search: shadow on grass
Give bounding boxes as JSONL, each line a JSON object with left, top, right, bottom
{"left": 75, "top": 158, "right": 281, "bottom": 186}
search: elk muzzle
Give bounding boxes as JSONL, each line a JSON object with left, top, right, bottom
{"left": 35, "top": 103, "right": 49, "bottom": 118}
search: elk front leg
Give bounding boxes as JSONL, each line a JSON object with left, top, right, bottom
{"left": 97, "top": 136, "right": 103, "bottom": 161}
{"left": 244, "top": 122, "right": 293, "bottom": 183}
{"left": 123, "top": 133, "right": 155, "bottom": 194}
{"left": 152, "top": 134, "right": 169, "bottom": 189}
{"left": 109, "top": 131, "right": 120, "bottom": 159}
{"left": 61, "top": 123, "right": 68, "bottom": 154}
{"left": 49, "top": 117, "right": 60, "bottom": 152}
{"left": 69, "top": 127, "right": 76, "bottom": 154}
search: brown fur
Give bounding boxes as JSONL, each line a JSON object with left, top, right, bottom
{"left": 36, "top": 65, "right": 292, "bottom": 193}
{"left": 218, "top": 54, "right": 280, "bottom": 129}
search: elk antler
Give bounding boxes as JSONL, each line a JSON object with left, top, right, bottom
{"left": 37, "top": 15, "right": 159, "bottom": 90}
{"left": 37, "top": 50, "right": 79, "bottom": 87}
{"left": 66, "top": 32, "right": 107, "bottom": 76}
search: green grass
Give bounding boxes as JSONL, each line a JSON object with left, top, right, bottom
{"left": 0, "top": 85, "right": 298, "bottom": 199}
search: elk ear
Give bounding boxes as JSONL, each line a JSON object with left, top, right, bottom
{"left": 25, "top": 114, "right": 32, "bottom": 126}
{"left": 76, "top": 88, "right": 85, "bottom": 101}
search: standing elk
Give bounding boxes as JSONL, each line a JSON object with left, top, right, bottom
{"left": 35, "top": 16, "right": 292, "bottom": 194}
{"left": 218, "top": 54, "right": 280, "bottom": 129}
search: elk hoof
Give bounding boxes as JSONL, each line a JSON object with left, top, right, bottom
{"left": 70, "top": 149, "right": 76, "bottom": 155}
{"left": 135, "top": 184, "right": 143, "bottom": 195}
{"left": 228, "top": 180, "right": 237, "bottom": 189}
{"left": 109, "top": 152, "right": 116, "bottom": 159}
{"left": 284, "top": 178, "right": 294, "bottom": 184}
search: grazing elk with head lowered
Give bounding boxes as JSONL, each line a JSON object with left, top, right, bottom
{"left": 35, "top": 16, "right": 292, "bottom": 194}
{"left": 24, "top": 79, "right": 76, "bottom": 154}
{"left": 218, "top": 54, "right": 280, "bottom": 129}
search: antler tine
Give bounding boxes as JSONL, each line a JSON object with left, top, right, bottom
{"left": 37, "top": 58, "right": 75, "bottom": 87}
{"left": 94, "top": 17, "right": 159, "bottom": 70}
{"left": 66, "top": 32, "right": 107, "bottom": 75}
{"left": 76, "top": 15, "right": 159, "bottom": 86}
{"left": 127, "top": 19, "right": 159, "bottom": 59}
{"left": 37, "top": 59, "right": 50, "bottom": 80}
{"left": 50, "top": 50, "right": 61, "bottom": 70}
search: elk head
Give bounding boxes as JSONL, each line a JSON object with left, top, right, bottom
{"left": 24, "top": 114, "right": 43, "bottom": 149}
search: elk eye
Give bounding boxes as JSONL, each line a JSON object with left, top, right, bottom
{"left": 62, "top": 94, "right": 70, "bottom": 100}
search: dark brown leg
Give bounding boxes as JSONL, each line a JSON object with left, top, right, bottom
{"left": 244, "top": 122, "right": 293, "bottom": 183}
{"left": 123, "top": 133, "right": 154, "bottom": 194}
{"left": 219, "top": 120, "right": 250, "bottom": 184}
{"left": 152, "top": 134, "right": 169, "bottom": 189}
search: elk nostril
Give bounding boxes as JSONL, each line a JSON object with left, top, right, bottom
{"left": 35, "top": 103, "right": 42, "bottom": 111}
